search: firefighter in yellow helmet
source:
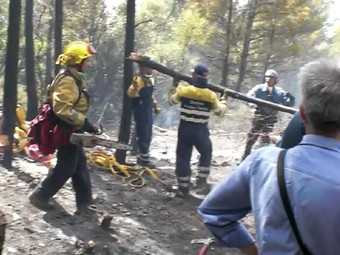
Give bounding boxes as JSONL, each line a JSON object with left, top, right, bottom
{"left": 29, "top": 41, "right": 99, "bottom": 212}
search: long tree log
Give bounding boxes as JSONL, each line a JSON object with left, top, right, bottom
{"left": 128, "top": 53, "right": 298, "bottom": 115}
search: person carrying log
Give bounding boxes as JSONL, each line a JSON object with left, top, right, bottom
{"left": 127, "top": 52, "right": 297, "bottom": 114}
{"left": 127, "top": 57, "right": 161, "bottom": 168}
{"left": 241, "top": 69, "right": 295, "bottom": 161}
{"left": 168, "top": 64, "right": 227, "bottom": 198}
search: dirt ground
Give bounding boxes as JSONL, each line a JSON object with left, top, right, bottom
{"left": 0, "top": 126, "right": 259, "bottom": 255}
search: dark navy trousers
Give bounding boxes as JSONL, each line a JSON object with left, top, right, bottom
{"left": 32, "top": 144, "right": 92, "bottom": 208}
{"left": 132, "top": 101, "right": 153, "bottom": 162}
{"left": 243, "top": 113, "right": 277, "bottom": 160}
{"left": 176, "top": 121, "right": 212, "bottom": 188}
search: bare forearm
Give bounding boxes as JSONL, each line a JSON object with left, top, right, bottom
{"left": 240, "top": 242, "right": 258, "bottom": 255}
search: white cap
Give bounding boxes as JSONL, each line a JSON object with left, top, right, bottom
{"left": 265, "top": 69, "right": 278, "bottom": 79}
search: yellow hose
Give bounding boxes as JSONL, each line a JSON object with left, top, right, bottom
{"left": 86, "top": 150, "right": 163, "bottom": 188}
{"left": 13, "top": 127, "right": 28, "bottom": 153}
{"left": 12, "top": 105, "right": 164, "bottom": 189}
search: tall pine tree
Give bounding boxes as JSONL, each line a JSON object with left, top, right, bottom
{"left": 25, "top": 0, "right": 38, "bottom": 119}
{"left": 2, "top": 0, "right": 22, "bottom": 168}
{"left": 115, "top": 0, "right": 135, "bottom": 163}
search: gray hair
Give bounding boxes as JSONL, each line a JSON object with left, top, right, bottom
{"left": 299, "top": 58, "right": 340, "bottom": 132}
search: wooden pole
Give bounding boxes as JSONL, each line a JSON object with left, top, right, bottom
{"left": 128, "top": 53, "right": 297, "bottom": 115}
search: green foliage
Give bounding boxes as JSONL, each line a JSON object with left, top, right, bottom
{"left": 0, "top": 0, "right": 338, "bottom": 112}
{"left": 172, "top": 8, "right": 215, "bottom": 48}
{"left": 329, "top": 25, "right": 340, "bottom": 55}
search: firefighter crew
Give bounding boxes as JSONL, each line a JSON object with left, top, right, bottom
{"left": 168, "top": 64, "right": 227, "bottom": 198}
{"left": 127, "top": 58, "right": 161, "bottom": 168}
{"left": 29, "top": 41, "right": 100, "bottom": 211}
{"left": 241, "top": 69, "right": 295, "bottom": 161}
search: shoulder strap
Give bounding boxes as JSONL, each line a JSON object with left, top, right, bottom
{"left": 63, "top": 70, "right": 83, "bottom": 104}
{"left": 277, "top": 150, "right": 313, "bottom": 255}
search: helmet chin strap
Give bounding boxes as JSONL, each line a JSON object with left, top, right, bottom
{"left": 77, "top": 61, "right": 84, "bottom": 73}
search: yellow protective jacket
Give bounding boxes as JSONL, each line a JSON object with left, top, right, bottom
{"left": 127, "top": 74, "right": 159, "bottom": 110}
{"left": 168, "top": 84, "right": 227, "bottom": 124}
{"left": 46, "top": 67, "right": 90, "bottom": 128}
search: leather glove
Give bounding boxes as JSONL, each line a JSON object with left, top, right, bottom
{"left": 94, "top": 123, "right": 103, "bottom": 135}
{"left": 220, "top": 91, "right": 228, "bottom": 102}
{"left": 154, "top": 106, "right": 162, "bottom": 115}
{"left": 167, "top": 86, "right": 177, "bottom": 104}
{"left": 285, "top": 92, "right": 295, "bottom": 100}
{"left": 169, "top": 85, "right": 177, "bottom": 95}
{"left": 173, "top": 76, "right": 180, "bottom": 87}
{"left": 82, "top": 118, "right": 99, "bottom": 134}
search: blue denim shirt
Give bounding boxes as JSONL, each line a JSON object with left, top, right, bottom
{"left": 198, "top": 135, "right": 340, "bottom": 255}
{"left": 247, "top": 83, "right": 295, "bottom": 115}
{"left": 279, "top": 112, "right": 305, "bottom": 149}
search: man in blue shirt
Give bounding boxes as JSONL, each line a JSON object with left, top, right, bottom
{"left": 198, "top": 58, "right": 340, "bottom": 255}
{"left": 279, "top": 112, "right": 305, "bottom": 149}
{"left": 242, "top": 70, "right": 295, "bottom": 161}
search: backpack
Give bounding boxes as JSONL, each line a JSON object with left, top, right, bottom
{"left": 27, "top": 70, "right": 82, "bottom": 155}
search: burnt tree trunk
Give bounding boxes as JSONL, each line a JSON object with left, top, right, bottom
{"left": 54, "top": 0, "right": 63, "bottom": 75}
{"left": 115, "top": 0, "right": 135, "bottom": 164}
{"left": 1, "top": 0, "right": 21, "bottom": 168}
{"left": 220, "top": 0, "right": 233, "bottom": 87}
{"left": 25, "top": 0, "right": 38, "bottom": 119}
{"left": 235, "top": 0, "right": 257, "bottom": 92}
{"left": 0, "top": 210, "right": 5, "bottom": 254}
{"left": 43, "top": 17, "right": 54, "bottom": 101}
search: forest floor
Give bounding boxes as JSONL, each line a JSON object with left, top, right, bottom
{"left": 0, "top": 125, "right": 261, "bottom": 255}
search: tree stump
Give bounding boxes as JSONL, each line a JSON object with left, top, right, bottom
{"left": 100, "top": 214, "right": 113, "bottom": 230}
{"left": 0, "top": 210, "right": 6, "bottom": 254}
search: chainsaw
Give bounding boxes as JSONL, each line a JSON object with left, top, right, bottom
{"left": 70, "top": 133, "right": 132, "bottom": 151}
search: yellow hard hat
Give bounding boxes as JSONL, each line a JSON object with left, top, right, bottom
{"left": 56, "top": 41, "right": 97, "bottom": 65}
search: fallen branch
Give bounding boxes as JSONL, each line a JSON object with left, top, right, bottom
{"left": 128, "top": 53, "right": 298, "bottom": 115}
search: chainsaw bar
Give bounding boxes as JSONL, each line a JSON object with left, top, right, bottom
{"left": 70, "top": 133, "right": 132, "bottom": 151}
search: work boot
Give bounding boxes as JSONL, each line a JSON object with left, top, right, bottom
{"left": 130, "top": 149, "right": 137, "bottom": 156}
{"left": 174, "top": 187, "right": 190, "bottom": 199}
{"left": 137, "top": 158, "right": 156, "bottom": 169}
{"left": 75, "top": 204, "right": 97, "bottom": 216}
{"left": 194, "top": 181, "right": 211, "bottom": 196}
{"left": 90, "top": 195, "right": 102, "bottom": 205}
{"left": 28, "top": 192, "right": 55, "bottom": 211}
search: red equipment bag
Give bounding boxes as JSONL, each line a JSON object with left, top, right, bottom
{"left": 27, "top": 104, "right": 73, "bottom": 155}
